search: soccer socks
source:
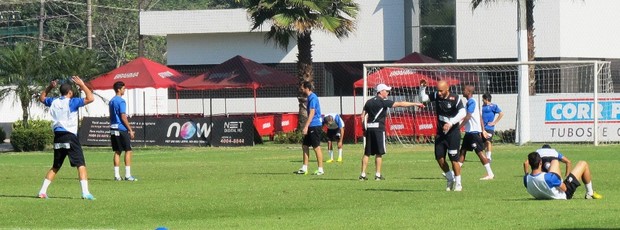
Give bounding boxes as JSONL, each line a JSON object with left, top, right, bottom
{"left": 328, "top": 150, "right": 334, "bottom": 160}
{"left": 455, "top": 175, "right": 462, "bottom": 186}
{"left": 486, "top": 151, "right": 492, "bottom": 160}
{"left": 360, "top": 172, "right": 367, "bottom": 177}
{"left": 39, "top": 179, "right": 52, "bottom": 195}
{"left": 338, "top": 149, "right": 343, "bottom": 160}
{"left": 586, "top": 182, "right": 594, "bottom": 196}
{"left": 445, "top": 171, "right": 455, "bottom": 181}
{"left": 114, "top": 166, "right": 120, "bottom": 178}
{"left": 301, "top": 165, "right": 308, "bottom": 172}
{"left": 125, "top": 166, "right": 131, "bottom": 178}
{"left": 80, "top": 180, "right": 91, "bottom": 196}
{"left": 483, "top": 163, "right": 494, "bottom": 177}
{"left": 317, "top": 167, "right": 324, "bottom": 173}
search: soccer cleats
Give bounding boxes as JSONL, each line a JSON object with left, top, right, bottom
{"left": 374, "top": 175, "right": 385, "bottom": 181}
{"left": 294, "top": 169, "right": 308, "bottom": 175}
{"left": 38, "top": 193, "right": 48, "bottom": 199}
{"left": 114, "top": 177, "right": 122, "bottom": 181}
{"left": 480, "top": 175, "right": 495, "bottom": 180}
{"left": 337, "top": 157, "right": 343, "bottom": 163}
{"left": 312, "top": 170, "right": 324, "bottom": 176}
{"left": 359, "top": 175, "right": 368, "bottom": 181}
{"left": 446, "top": 180, "right": 454, "bottom": 191}
{"left": 82, "top": 194, "right": 96, "bottom": 200}
{"left": 453, "top": 184, "right": 463, "bottom": 192}
{"left": 124, "top": 176, "right": 138, "bottom": 181}
{"left": 585, "top": 192, "right": 603, "bottom": 199}
{"left": 326, "top": 159, "right": 334, "bottom": 163}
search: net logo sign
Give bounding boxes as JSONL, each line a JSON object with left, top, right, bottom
{"left": 545, "top": 99, "right": 620, "bottom": 124}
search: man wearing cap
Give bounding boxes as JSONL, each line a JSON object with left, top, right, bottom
{"left": 523, "top": 144, "right": 572, "bottom": 177}
{"left": 419, "top": 80, "right": 466, "bottom": 191}
{"left": 359, "top": 83, "right": 425, "bottom": 181}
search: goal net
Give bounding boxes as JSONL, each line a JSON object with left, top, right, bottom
{"left": 360, "top": 61, "right": 616, "bottom": 146}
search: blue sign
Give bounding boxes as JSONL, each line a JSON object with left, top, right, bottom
{"left": 545, "top": 100, "right": 620, "bottom": 122}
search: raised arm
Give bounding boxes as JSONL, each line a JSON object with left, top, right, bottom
{"left": 418, "top": 80, "right": 430, "bottom": 102}
{"left": 39, "top": 80, "right": 57, "bottom": 103}
{"left": 72, "top": 76, "right": 94, "bottom": 105}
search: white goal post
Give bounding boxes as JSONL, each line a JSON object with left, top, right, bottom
{"left": 360, "top": 61, "right": 616, "bottom": 146}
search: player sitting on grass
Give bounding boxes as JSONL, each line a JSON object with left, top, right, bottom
{"left": 524, "top": 151, "right": 602, "bottom": 200}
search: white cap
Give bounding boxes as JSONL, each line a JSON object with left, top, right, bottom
{"left": 375, "top": 83, "right": 392, "bottom": 92}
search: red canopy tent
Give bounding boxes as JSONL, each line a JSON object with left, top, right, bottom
{"left": 176, "top": 55, "right": 298, "bottom": 116}
{"left": 89, "top": 57, "right": 188, "bottom": 90}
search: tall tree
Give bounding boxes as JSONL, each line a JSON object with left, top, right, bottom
{"left": 0, "top": 43, "right": 45, "bottom": 127}
{"left": 471, "top": 0, "right": 536, "bottom": 94}
{"left": 243, "top": 0, "right": 359, "bottom": 127}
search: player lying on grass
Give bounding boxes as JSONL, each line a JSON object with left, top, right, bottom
{"left": 524, "top": 151, "right": 602, "bottom": 200}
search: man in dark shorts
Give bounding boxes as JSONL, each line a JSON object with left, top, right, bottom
{"left": 322, "top": 113, "right": 344, "bottom": 163}
{"left": 109, "top": 81, "right": 137, "bottom": 181}
{"left": 295, "top": 81, "right": 325, "bottom": 175}
{"left": 458, "top": 85, "right": 494, "bottom": 180}
{"left": 419, "top": 80, "right": 466, "bottom": 191}
{"left": 359, "top": 83, "right": 424, "bottom": 181}
{"left": 37, "top": 76, "right": 96, "bottom": 200}
{"left": 524, "top": 152, "right": 602, "bottom": 200}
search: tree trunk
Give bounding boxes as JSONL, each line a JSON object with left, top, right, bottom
{"left": 20, "top": 93, "right": 30, "bottom": 128}
{"left": 527, "top": 0, "right": 536, "bottom": 95}
{"left": 296, "top": 31, "right": 314, "bottom": 129}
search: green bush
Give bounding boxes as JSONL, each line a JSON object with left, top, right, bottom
{"left": 496, "top": 129, "right": 516, "bottom": 143}
{"left": 0, "top": 127, "right": 5, "bottom": 143}
{"left": 274, "top": 131, "right": 303, "bottom": 144}
{"left": 11, "top": 120, "right": 53, "bottom": 152}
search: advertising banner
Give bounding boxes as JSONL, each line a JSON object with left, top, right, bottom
{"left": 79, "top": 116, "right": 254, "bottom": 147}
{"left": 530, "top": 97, "right": 620, "bottom": 142}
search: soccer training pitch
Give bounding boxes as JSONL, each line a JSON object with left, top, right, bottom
{"left": 0, "top": 143, "right": 617, "bottom": 229}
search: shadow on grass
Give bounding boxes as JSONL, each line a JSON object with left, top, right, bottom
{"left": 58, "top": 177, "right": 116, "bottom": 182}
{"left": 409, "top": 177, "right": 444, "bottom": 180}
{"left": 0, "top": 194, "right": 74, "bottom": 199}
{"left": 309, "top": 178, "right": 359, "bottom": 181}
{"left": 246, "top": 172, "right": 291, "bottom": 175}
{"left": 364, "top": 188, "right": 428, "bottom": 192}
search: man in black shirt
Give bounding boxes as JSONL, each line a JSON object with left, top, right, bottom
{"left": 360, "top": 83, "right": 425, "bottom": 181}
{"left": 419, "top": 80, "right": 466, "bottom": 191}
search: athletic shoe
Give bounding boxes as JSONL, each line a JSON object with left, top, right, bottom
{"left": 38, "top": 193, "right": 48, "bottom": 199}
{"left": 294, "top": 169, "right": 307, "bottom": 175}
{"left": 585, "top": 192, "right": 603, "bottom": 199}
{"left": 82, "top": 194, "right": 96, "bottom": 200}
{"left": 313, "top": 170, "right": 324, "bottom": 176}
{"left": 359, "top": 175, "right": 368, "bottom": 181}
{"left": 480, "top": 175, "right": 495, "bottom": 180}
{"left": 375, "top": 175, "right": 385, "bottom": 181}
{"left": 337, "top": 157, "right": 343, "bottom": 163}
{"left": 326, "top": 159, "right": 334, "bottom": 163}
{"left": 114, "top": 177, "right": 122, "bottom": 181}
{"left": 446, "top": 180, "right": 454, "bottom": 191}
{"left": 124, "top": 176, "right": 138, "bottom": 181}
{"left": 453, "top": 184, "right": 463, "bottom": 192}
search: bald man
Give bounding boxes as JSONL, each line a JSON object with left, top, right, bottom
{"left": 419, "top": 80, "right": 466, "bottom": 191}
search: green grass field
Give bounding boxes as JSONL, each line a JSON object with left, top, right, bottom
{"left": 0, "top": 143, "right": 618, "bottom": 229}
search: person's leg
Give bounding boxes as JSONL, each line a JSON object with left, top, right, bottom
{"left": 360, "top": 154, "right": 369, "bottom": 180}
{"left": 326, "top": 140, "right": 334, "bottom": 162}
{"left": 301, "top": 145, "right": 309, "bottom": 172}
{"left": 124, "top": 150, "right": 133, "bottom": 178}
{"left": 476, "top": 150, "right": 494, "bottom": 179}
{"left": 39, "top": 167, "right": 59, "bottom": 197}
{"left": 313, "top": 145, "right": 324, "bottom": 173}
{"left": 77, "top": 165, "right": 94, "bottom": 199}
{"left": 113, "top": 151, "right": 121, "bottom": 179}
{"left": 375, "top": 155, "right": 383, "bottom": 179}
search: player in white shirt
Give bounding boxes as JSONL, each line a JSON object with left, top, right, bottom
{"left": 322, "top": 113, "right": 345, "bottom": 163}
{"left": 524, "top": 151, "right": 602, "bottom": 200}
{"left": 523, "top": 144, "right": 572, "bottom": 177}
{"left": 458, "top": 85, "right": 494, "bottom": 180}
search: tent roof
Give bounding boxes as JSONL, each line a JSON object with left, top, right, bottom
{"left": 353, "top": 68, "right": 438, "bottom": 88}
{"left": 395, "top": 52, "right": 440, "bottom": 64}
{"left": 89, "top": 57, "right": 187, "bottom": 90}
{"left": 177, "top": 55, "right": 298, "bottom": 90}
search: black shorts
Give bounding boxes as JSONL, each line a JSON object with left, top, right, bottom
{"left": 52, "top": 131, "right": 85, "bottom": 168}
{"left": 111, "top": 130, "right": 132, "bottom": 152}
{"left": 326, "top": 129, "right": 341, "bottom": 142}
{"left": 563, "top": 173, "right": 581, "bottom": 199}
{"left": 364, "top": 129, "right": 386, "bottom": 156}
{"left": 302, "top": 126, "right": 322, "bottom": 148}
{"left": 484, "top": 129, "right": 495, "bottom": 142}
{"left": 461, "top": 132, "right": 486, "bottom": 153}
{"left": 434, "top": 129, "right": 461, "bottom": 161}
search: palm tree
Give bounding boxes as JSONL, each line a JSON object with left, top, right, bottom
{"left": 471, "top": 0, "right": 537, "bottom": 94}
{"left": 243, "top": 0, "right": 359, "bottom": 127}
{"left": 0, "top": 43, "right": 45, "bottom": 128}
